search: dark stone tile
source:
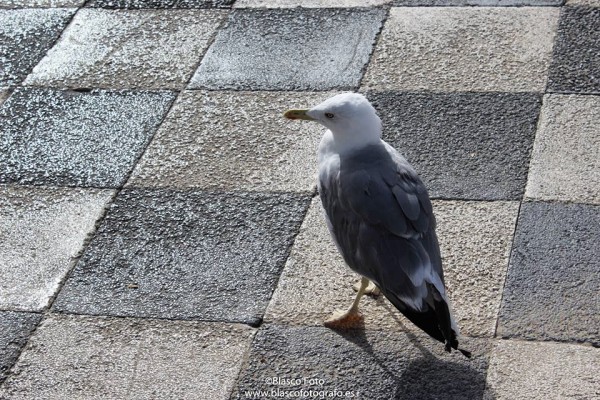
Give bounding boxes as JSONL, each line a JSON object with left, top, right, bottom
{"left": 0, "top": 9, "right": 73, "bottom": 87}
{"left": 231, "top": 325, "right": 492, "bottom": 400}
{"left": 190, "top": 8, "right": 386, "bottom": 91}
{"left": 547, "top": 6, "right": 600, "bottom": 94}
{"left": 0, "top": 88, "right": 175, "bottom": 188}
{"left": 87, "top": 0, "right": 234, "bottom": 7}
{"left": 0, "top": 311, "right": 42, "bottom": 383}
{"left": 497, "top": 202, "right": 600, "bottom": 346}
{"left": 392, "top": 0, "right": 562, "bottom": 4}
{"left": 53, "top": 189, "right": 311, "bottom": 325}
{"left": 367, "top": 91, "right": 541, "bottom": 200}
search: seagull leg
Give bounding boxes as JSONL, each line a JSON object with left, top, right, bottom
{"left": 353, "top": 279, "right": 380, "bottom": 297}
{"left": 324, "top": 277, "right": 369, "bottom": 329}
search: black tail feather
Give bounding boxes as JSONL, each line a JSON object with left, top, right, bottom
{"left": 383, "top": 289, "right": 471, "bottom": 358}
{"left": 458, "top": 348, "right": 472, "bottom": 358}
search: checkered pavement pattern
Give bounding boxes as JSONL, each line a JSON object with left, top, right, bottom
{"left": 0, "top": 0, "right": 598, "bottom": 398}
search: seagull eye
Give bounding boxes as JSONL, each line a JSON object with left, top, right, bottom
{"left": 324, "top": 113, "right": 335, "bottom": 119}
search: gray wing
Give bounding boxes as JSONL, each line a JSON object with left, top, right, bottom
{"left": 319, "top": 143, "right": 446, "bottom": 312}
{"left": 319, "top": 142, "right": 466, "bottom": 354}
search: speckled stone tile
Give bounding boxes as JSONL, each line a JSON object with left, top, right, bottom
{"left": 0, "top": 314, "right": 255, "bottom": 399}
{"left": 234, "top": 0, "right": 391, "bottom": 7}
{"left": 567, "top": 0, "right": 600, "bottom": 5}
{"left": 497, "top": 202, "right": 600, "bottom": 346}
{"left": 24, "top": 9, "right": 226, "bottom": 90}
{"left": 0, "top": 311, "right": 41, "bottom": 384}
{"left": 362, "top": 7, "right": 558, "bottom": 92}
{"left": 231, "top": 325, "right": 491, "bottom": 400}
{"left": 87, "top": 0, "right": 234, "bottom": 8}
{"left": 189, "top": 8, "right": 386, "bottom": 91}
{"left": 0, "top": 0, "right": 84, "bottom": 7}
{"left": 367, "top": 91, "right": 541, "bottom": 200}
{"left": 128, "top": 91, "right": 331, "bottom": 192}
{"left": 0, "top": 186, "right": 113, "bottom": 311}
{"left": 392, "top": 0, "right": 560, "bottom": 4}
{"left": 53, "top": 189, "right": 310, "bottom": 325}
{"left": 485, "top": 340, "right": 600, "bottom": 400}
{"left": 0, "top": 9, "right": 74, "bottom": 87}
{"left": 0, "top": 88, "right": 175, "bottom": 188}
{"left": 526, "top": 95, "right": 600, "bottom": 204}
{"left": 265, "top": 198, "right": 518, "bottom": 338}
{"left": 547, "top": 7, "right": 600, "bottom": 94}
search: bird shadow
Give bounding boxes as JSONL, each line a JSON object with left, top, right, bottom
{"left": 330, "top": 301, "right": 495, "bottom": 400}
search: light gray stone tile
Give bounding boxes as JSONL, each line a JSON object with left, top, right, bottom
{"left": 393, "top": 0, "right": 561, "bottom": 4}
{"left": 128, "top": 91, "right": 331, "bottom": 191}
{"left": 234, "top": 0, "right": 391, "bottom": 7}
{"left": 485, "top": 340, "right": 600, "bottom": 400}
{"left": 362, "top": 7, "right": 559, "bottom": 92}
{"left": 190, "top": 8, "right": 386, "bottom": 90}
{"left": 0, "top": 0, "right": 84, "bottom": 7}
{"left": 24, "top": 9, "right": 226, "bottom": 90}
{"left": 0, "top": 8, "right": 74, "bottom": 87}
{"left": 0, "top": 314, "right": 255, "bottom": 400}
{"left": 526, "top": 95, "right": 600, "bottom": 204}
{"left": 265, "top": 198, "right": 518, "bottom": 338}
{"left": 566, "top": 0, "right": 600, "bottom": 5}
{"left": 0, "top": 186, "right": 113, "bottom": 311}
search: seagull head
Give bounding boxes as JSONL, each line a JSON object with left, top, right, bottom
{"left": 284, "top": 93, "right": 383, "bottom": 151}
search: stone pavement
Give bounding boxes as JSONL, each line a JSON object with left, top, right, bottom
{"left": 0, "top": 0, "right": 598, "bottom": 399}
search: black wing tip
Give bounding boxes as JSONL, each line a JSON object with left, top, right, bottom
{"left": 458, "top": 348, "right": 472, "bottom": 358}
{"left": 445, "top": 341, "right": 472, "bottom": 359}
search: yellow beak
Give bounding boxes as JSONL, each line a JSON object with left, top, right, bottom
{"left": 283, "top": 109, "right": 315, "bottom": 121}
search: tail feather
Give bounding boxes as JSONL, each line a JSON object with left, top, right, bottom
{"left": 383, "top": 288, "right": 471, "bottom": 358}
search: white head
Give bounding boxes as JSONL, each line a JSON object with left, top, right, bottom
{"left": 284, "top": 93, "right": 382, "bottom": 152}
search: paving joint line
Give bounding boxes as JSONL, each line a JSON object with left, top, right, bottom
{"left": 357, "top": 4, "right": 392, "bottom": 91}
{"left": 180, "top": 6, "right": 232, "bottom": 92}
{"left": 17, "top": 5, "right": 81, "bottom": 87}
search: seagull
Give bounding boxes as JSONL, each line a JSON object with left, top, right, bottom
{"left": 284, "top": 93, "right": 470, "bottom": 358}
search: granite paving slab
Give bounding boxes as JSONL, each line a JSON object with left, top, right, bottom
{"left": 0, "top": 0, "right": 84, "bottom": 7}
{"left": 567, "top": 0, "right": 599, "bottom": 4}
{"left": 88, "top": 0, "right": 234, "bottom": 8}
{"left": 24, "top": 9, "right": 226, "bottom": 90}
{"left": 367, "top": 91, "right": 541, "bottom": 200}
{"left": 497, "top": 202, "right": 600, "bottom": 345}
{"left": 526, "top": 95, "right": 600, "bottom": 204}
{"left": 189, "top": 8, "right": 386, "bottom": 91}
{"left": 0, "top": 314, "right": 255, "bottom": 399}
{"left": 362, "top": 7, "right": 559, "bottom": 92}
{"left": 128, "top": 91, "right": 331, "bottom": 192}
{"left": 231, "top": 325, "right": 491, "bottom": 400}
{"left": 234, "top": 0, "right": 392, "bottom": 6}
{"left": 485, "top": 340, "right": 600, "bottom": 400}
{"left": 53, "top": 189, "right": 311, "bottom": 325}
{"left": 265, "top": 198, "right": 519, "bottom": 338}
{"left": 392, "top": 0, "right": 561, "bottom": 4}
{"left": 0, "top": 8, "right": 74, "bottom": 87}
{"left": 547, "top": 6, "right": 600, "bottom": 94}
{"left": 0, "top": 186, "right": 113, "bottom": 311}
{"left": 0, "top": 88, "right": 175, "bottom": 188}
{"left": 0, "top": 311, "right": 41, "bottom": 384}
